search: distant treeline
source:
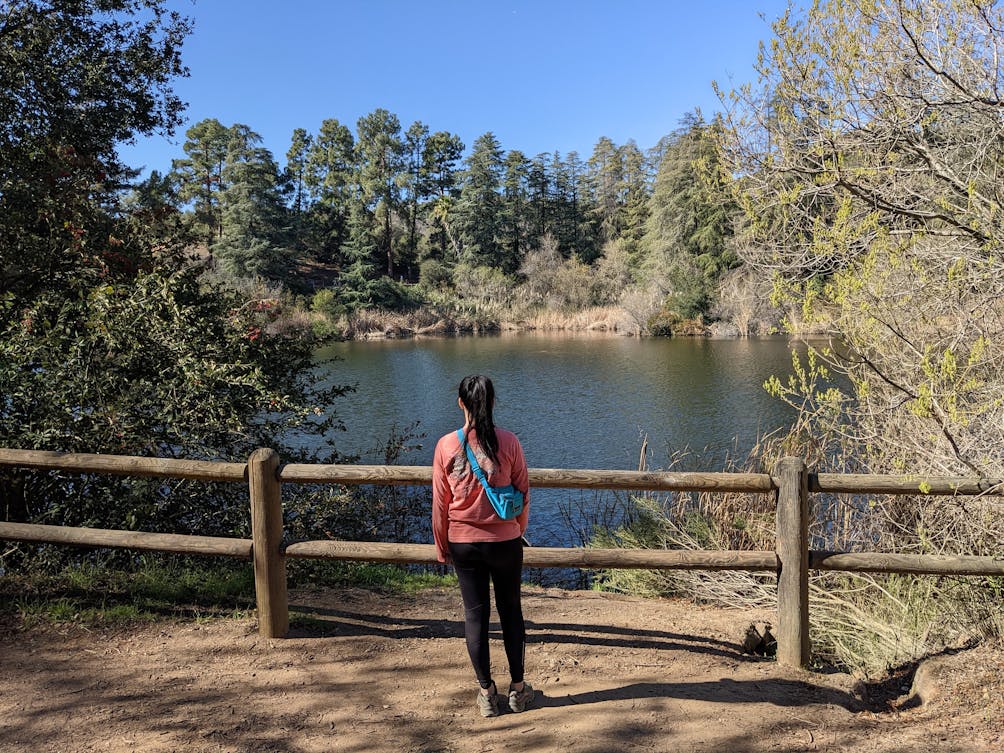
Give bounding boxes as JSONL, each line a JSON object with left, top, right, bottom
{"left": 144, "top": 109, "right": 740, "bottom": 321}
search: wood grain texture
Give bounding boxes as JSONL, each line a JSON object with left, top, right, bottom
{"left": 773, "top": 456, "right": 810, "bottom": 669}
{"left": 811, "top": 473, "right": 1004, "bottom": 496}
{"left": 0, "top": 521, "right": 251, "bottom": 557}
{"left": 283, "top": 540, "right": 778, "bottom": 571}
{"left": 249, "top": 448, "right": 288, "bottom": 638}
{"left": 279, "top": 463, "right": 774, "bottom": 492}
{"left": 0, "top": 448, "right": 246, "bottom": 481}
{"left": 811, "top": 550, "right": 1004, "bottom": 575}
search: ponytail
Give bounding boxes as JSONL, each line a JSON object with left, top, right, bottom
{"left": 458, "top": 374, "right": 499, "bottom": 465}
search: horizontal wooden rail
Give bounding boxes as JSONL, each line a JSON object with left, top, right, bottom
{"left": 529, "top": 469, "right": 774, "bottom": 492}
{"left": 0, "top": 449, "right": 247, "bottom": 482}
{"left": 811, "top": 550, "right": 1004, "bottom": 576}
{"left": 282, "top": 540, "right": 780, "bottom": 571}
{"left": 811, "top": 473, "right": 1004, "bottom": 496}
{"left": 0, "top": 521, "right": 252, "bottom": 558}
{"left": 279, "top": 464, "right": 429, "bottom": 485}
{"left": 283, "top": 541, "right": 1004, "bottom": 576}
{"left": 7, "top": 520, "right": 1000, "bottom": 578}
{"left": 279, "top": 463, "right": 774, "bottom": 492}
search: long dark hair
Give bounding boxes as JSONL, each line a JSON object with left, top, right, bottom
{"left": 458, "top": 374, "right": 499, "bottom": 465}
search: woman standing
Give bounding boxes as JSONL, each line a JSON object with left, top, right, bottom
{"left": 432, "top": 375, "right": 534, "bottom": 717}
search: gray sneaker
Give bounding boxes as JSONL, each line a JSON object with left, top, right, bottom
{"left": 508, "top": 682, "right": 534, "bottom": 713}
{"left": 477, "top": 687, "right": 501, "bottom": 718}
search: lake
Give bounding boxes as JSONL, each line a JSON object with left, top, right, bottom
{"left": 310, "top": 334, "right": 827, "bottom": 549}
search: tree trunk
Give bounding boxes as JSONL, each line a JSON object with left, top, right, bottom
{"left": 385, "top": 210, "right": 394, "bottom": 278}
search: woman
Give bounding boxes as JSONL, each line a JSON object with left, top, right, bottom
{"left": 432, "top": 375, "right": 533, "bottom": 717}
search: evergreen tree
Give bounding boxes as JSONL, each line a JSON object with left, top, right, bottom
{"left": 356, "top": 108, "right": 404, "bottom": 277}
{"left": 213, "top": 125, "right": 292, "bottom": 280}
{"left": 586, "top": 136, "right": 623, "bottom": 246}
{"left": 285, "top": 127, "right": 312, "bottom": 217}
{"left": 619, "top": 140, "right": 650, "bottom": 266}
{"left": 305, "top": 118, "right": 356, "bottom": 263}
{"left": 455, "top": 132, "right": 506, "bottom": 269}
{"left": 402, "top": 121, "right": 430, "bottom": 279}
{"left": 339, "top": 202, "right": 379, "bottom": 309}
{"left": 554, "top": 150, "right": 593, "bottom": 259}
{"left": 421, "top": 131, "right": 465, "bottom": 261}
{"left": 501, "top": 150, "right": 531, "bottom": 274}
{"left": 526, "top": 153, "right": 552, "bottom": 246}
{"left": 642, "top": 113, "right": 738, "bottom": 317}
{"left": 171, "top": 117, "right": 230, "bottom": 245}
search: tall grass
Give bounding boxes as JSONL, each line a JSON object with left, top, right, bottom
{"left": 588, "top": 438, "right": 1004, "bottom": 677}
{"left": 507, "top": 305, "right": 633, "bottom": 333}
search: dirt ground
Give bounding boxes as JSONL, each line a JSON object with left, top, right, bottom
{"left": 1, "top": 585, "right": 1001, "bottom": 753}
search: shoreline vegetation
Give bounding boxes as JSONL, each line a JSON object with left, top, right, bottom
{"left": 271, "top": 296, "right": 837, "bottom": 343}
{"left": 245, "top": 263, "right": 836, "bottom": 342}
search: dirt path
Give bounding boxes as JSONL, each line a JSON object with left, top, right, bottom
{"left": 1, "top": 586, "right": 1001, "bottom": 752}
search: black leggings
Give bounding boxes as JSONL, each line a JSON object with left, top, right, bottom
{"left": 448, "top": 537, "right": 525, "bottom": 689}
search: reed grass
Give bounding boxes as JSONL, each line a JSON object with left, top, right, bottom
{"left": 588, "top": 437, "right": 1004, "bottom": 676}
{"left": 505, "top": 305, "right": 633, "bottom": 333}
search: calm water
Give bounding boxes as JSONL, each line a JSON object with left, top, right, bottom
{"left": 309, "top": 334, "right": 823, "bottom": 548}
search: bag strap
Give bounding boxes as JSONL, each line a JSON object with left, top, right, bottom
{"left": 457, "top": 428, "right": 493, "bottom": 495}
{"left": 456, "top": 428, "right": 518, "bottom": 521}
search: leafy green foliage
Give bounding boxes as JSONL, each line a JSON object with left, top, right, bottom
{"left": 0, "top": 1, "right": 348, "bottom": 555}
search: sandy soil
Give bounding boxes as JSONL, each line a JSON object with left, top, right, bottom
{"left": 1, "top": 585, "right": 1001, "bottom": 753}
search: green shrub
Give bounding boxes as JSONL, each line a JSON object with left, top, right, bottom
{"left": 368, "top": 277, "right": 426, "bottom": 310}
{"left": 418, "top": 259, "right": 453, "bottom": 292}
{"left": 311, "top": 288, "right": 345, "bottom": 319}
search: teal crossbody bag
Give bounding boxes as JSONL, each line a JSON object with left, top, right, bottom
{"left": 456, "top": 428, "right": 525, "bottom": 520}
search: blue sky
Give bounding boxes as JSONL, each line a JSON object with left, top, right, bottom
{"left": 118, "top": 0, "right": 791, "bottom": 176}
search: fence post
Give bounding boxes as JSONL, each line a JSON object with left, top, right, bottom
{"left": 773, "top": 455, "right": 810, "bottom": 668}
{"left": 248, "top": 448, "right": 288, "bottom": 638}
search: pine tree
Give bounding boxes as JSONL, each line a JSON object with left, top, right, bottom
{"left": 586, "top": 136, "right": 623, "bottom": 246}
{"left": 455, "top": 132, "right": 506, "bottom": 269}
{"left": 619, "top": 140, "right": 651, "bottom": 267}
{"left": 421, "top": 131, "right": 465, "bottom": 261}
{"left": 527, "top": 153, "right": 552, "bottom": 246}
{"left": 642, "top": 113, "right": 737, "bottom": 317}
{"left": 305, "top": 118, "right": 356, "bottom": 263}
{"left": 501, "top": 150, "right": 530, "bottom": 274}
{"left": 356, "top": 108, "right": 404, "bottom": 277}
{"left": 212, "top": 124, "right": 292, "bottom": 279}
{"left": 339, "top": 201, "right": 379, "bottom": 309}
{"left": 402, "top": 121, "right": 430, "bottom": 279}
{"left": 285, "top": 128, "right": 312, "bottom": 217}
{"left": 172, "top": 118, "right": 230, "bottom": 245}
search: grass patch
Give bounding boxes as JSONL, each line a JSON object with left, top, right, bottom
{"left": 1, "top": 558, "right": 456, "bottom": 631}
{"left": 1, "top": 557, "right": 256, "bottom": 629}
{"left": 287, "top": 560, "right": 456, "bottom": 594}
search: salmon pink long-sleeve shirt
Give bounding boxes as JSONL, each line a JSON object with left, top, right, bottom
{"left": 432, "top": 427, "right": 530, "bottom": 564}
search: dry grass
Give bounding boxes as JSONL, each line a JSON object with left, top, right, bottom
{"left": 588, "top": 437, "right": 1004, "bottom": 677}
{"left": 336, "top": 304, "right": 644, "bottom": 339}
{"left": 504, "top": 305, "right": 636, "bottom": 334}
{"left": 342, "top": 307, "right": 491, "bottom": 339}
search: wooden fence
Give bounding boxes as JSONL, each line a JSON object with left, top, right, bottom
{"left": 1, "top": 447, "right": 1003, "bottom": 668}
